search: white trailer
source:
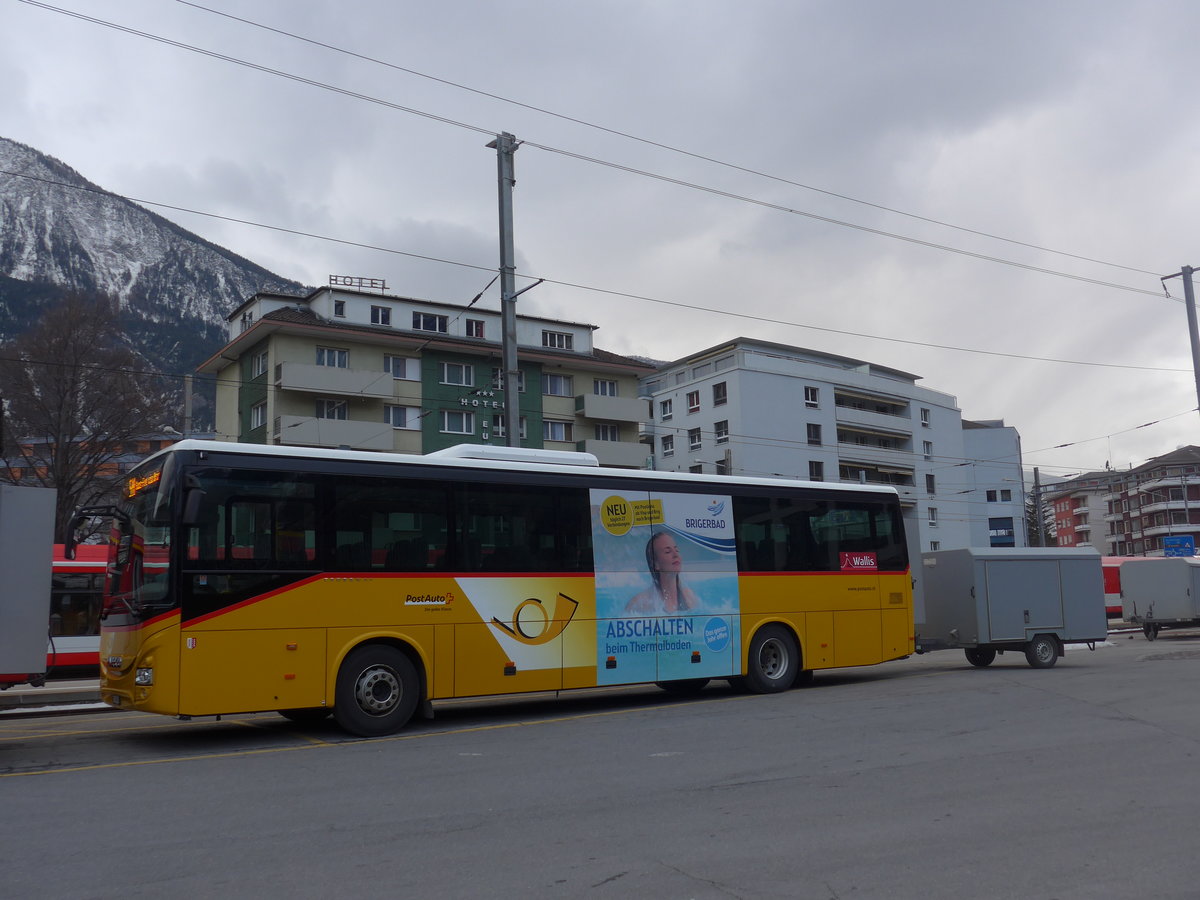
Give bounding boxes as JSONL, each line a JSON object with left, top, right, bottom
{"left": 915, "top": 547, "right": 1107, "bottom": 668}
{"left": 0, "top": 485, "right": 56, "bottom": 688}
{"left": 1120, "top": 557, "right": 1200, "bottom": 640}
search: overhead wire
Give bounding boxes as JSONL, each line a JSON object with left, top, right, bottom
{"left": 16, "top": 0, "right": 1174, "bottom": 303}
{"left": 2, "top": 167, "right": 1189, "bottom": 376}
{"left": 176, "top": 0, "right": 1160, "bottom": 278}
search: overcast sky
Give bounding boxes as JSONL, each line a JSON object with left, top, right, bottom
{"left": 4, "top": 0, "right": 1199, "bottom": 479}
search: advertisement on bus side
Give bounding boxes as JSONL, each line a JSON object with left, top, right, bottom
{"left": 590, "top": 489, "right": 741, "bottom": 685}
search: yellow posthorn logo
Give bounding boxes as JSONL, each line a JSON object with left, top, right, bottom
{"left": 600, "top": 495, "right": 634, "bottom": 536}
{"left": 491, "top": 593, "right": 579, "bottom": 645}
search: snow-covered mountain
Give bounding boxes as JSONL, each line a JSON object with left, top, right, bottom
{"left": 0, "top": 136, "right": 306, "bottom": 371}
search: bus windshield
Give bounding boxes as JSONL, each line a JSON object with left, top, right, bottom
{"left": 105, "top": 455, "right": 177, "bottom": 620}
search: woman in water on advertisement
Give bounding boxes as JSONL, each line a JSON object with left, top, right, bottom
{"left": 624, "top": 530, "right": 702, "bottom": 615}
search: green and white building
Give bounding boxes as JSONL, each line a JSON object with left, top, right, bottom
{"left": 200, "top": 284, "right": 654, "bottom": 467}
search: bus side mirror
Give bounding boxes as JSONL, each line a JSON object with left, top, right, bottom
{"left": 182, "top": 486, "right": 206, "bottom": 525}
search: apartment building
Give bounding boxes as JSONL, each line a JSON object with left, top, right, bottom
{"left": 198, "top": 283, "right": 654, "bottom": 466}
{"left": 639, "top": 338, "right": 1026, "bottom": 556}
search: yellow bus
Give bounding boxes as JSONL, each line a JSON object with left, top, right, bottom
{"left": 83, "top": 440, "right": 913, "bottom": 736}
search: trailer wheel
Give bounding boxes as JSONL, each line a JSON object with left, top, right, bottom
{"left": 1143, "top": 622, "right": 1160, "bottom": 641}
{"left": 1025, "top": 634, "right": 1059, "bottom": 669}
{"left": 965, "top": 647, "right": 996, "bottom": 667}
{"left": 334, "top": 644, "right": 420, "bottom": 736}
{"left": 744, "top": 625, "right": 799, "bottom": 693}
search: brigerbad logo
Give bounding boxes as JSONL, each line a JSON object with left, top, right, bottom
{"left": 707, "top": 499, "right": 725, "bottom": 516}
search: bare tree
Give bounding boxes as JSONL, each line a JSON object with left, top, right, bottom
{"left": 0, "top": 293, "right": 170, "bottom": 541}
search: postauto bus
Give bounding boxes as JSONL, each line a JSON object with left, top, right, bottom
{"left": 79, "top": 440, "right": 912, "bottom": 736}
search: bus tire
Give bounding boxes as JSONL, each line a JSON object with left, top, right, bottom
{"left": 656, "top": 678, "right": 710, "bottom": 696}
{"left": 745, "top": 625, "right": 799, "bottom": 694}
{"left": 1024, "top": 634, "right": 1059, "bottom": 669}
{"left": 965, "top": 647, "right": 996, "bottom": 667}
{"left": 334, "top": 644, "right": 420, "bottom": 737}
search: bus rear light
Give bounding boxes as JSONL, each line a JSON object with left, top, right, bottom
{"left": 690, "top": 651, "right": 701, "bottom": 663}
{"left": 503, "top": 662, "right": 516, "bottom": 676}
{"left": 135, "top": 667, "right": 154, "bottom": 686}
{"left": 605, "top": 656, "right": 617, "bottom": 669}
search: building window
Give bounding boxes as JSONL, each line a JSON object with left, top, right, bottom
{"left": 316, "top": 399, "right": 348, "bottom": 420}
{"left": 251, "top": 350, "right": 269, "bottom": 378}
{"left": 440, "top": 362, "right": 474, "bottom": 386}
{"left": 987, "top": 490, "right": 998, "bottom": 502}
{"left": 384, "top": 355, "right": 415, "bottom": 380}
{"left": 1001, "top": 489, "right": 1012, "bottom": 501}
{"left": 807, "top": 423, "right": 822, "bottom": 446}
{"left": 543, "top": 373, "right": 573, "bottom": 397}
{"left": 923, "top": 440, "right": 933, "bottom": 460}
{"left": 490, "top": 368, "right": 526, "bottom": 392}
{"left": 413, "top": 312, "right": 448, "bottom": 333}
{"left": 543, "top": 420, "right": 574, "bottom": 442}
{"left": 809, "top": 460, "right": 824, "bottom": 482}
{"left": 714, "top": 420, "right": 729, "bottom": 444}
{"left": 370, "top": 305, "right": 391, "bottom": 326}
{"left": 595, "top": 423, "right": 620, "bottom": 441}
{"left": 928, "top": 507, "right": 938, "bottom": 526}
{"left": 989, "top": 517, "right": 1016, "bottom": 547}
{"left": 689, "top": 464, "right": 703, "bottom": 474}
{"left": 250, "top": 401, "right": 267, "bottom": 430}
{"left": 660, "top": 434, "right": 674, "bottom": 458}
{"left": 385, "top": 405, "right": 418, "bottom": 429}
{"left": 714, "top": 458, "right": 728, "bottom": 475}
{"left": 333, "top": 299, "right": 345, "bottom": 317}
{"left": 804, "top": 386, "right": 819, "bottom": 408}
{"left": 926, "top": 474, "right": 936, "bottom": 495}
{"left": 542, "top": 330, "right": 573, "bottom": 350}
{"left": 441, "top": 410, "right": 474, "bottom": 434}
{"left": 920, "top": 407, "right": 931, "bottom": 427}
{"left": 466, "top": 318, "right": 485, "bottom": 338}
{"left": 594, "top": 379, "right": 617, "bottom": 397}
{"left": 489, "top": 415, "right": 527, "bottom": 440}
{"left": 686, "top": 390, "right": 700, "bottom": 413}
{"left": 688, "top": 428, "right": 702, "bottom": 451}
{"left": 712, "top": 382, "right": 727, "bottom": 406}
{"left": 316, "top": 347, "right": 348, "bottom": 368}
{"left": 930, "top": 541, "right": 940, "bottom": 551}
{"left": 660, "top": 399, "right": 673, "bottom": 421}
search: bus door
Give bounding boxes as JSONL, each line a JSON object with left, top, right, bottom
{"left": 179, "top": 486, "right": 326, "bottom": 714}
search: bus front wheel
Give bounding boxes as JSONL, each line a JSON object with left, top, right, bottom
{"left": 745, "top": 625, "right": 799, "bottom": 694}
{"left": 334, "top": 644, "right": 420, "bottom": 737}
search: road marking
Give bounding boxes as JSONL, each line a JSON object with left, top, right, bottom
{"left": 0, "top": 693, "right": 749, "bottom": 778}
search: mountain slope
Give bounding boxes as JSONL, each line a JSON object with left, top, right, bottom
{"left": 0, "top": 135, "right": 307, "bottom": 371}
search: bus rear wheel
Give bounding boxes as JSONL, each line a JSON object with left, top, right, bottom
{"left": 334, "top": 644, "right": 420, "bottom": 737}
{"left": 745, "top": 625, "right": 799, "bottom": 693}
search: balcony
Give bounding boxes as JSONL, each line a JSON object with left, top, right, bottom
{"left": 1138, "top": 499, "right": 1194, "bottom": 517}
{"left": 576, "top": 438, "right": 651, "bottom": 469}
{"left": 574, "top": 394, "right": 647, "bottom": 424}
{"left": 276, "top": 415, "right": 394, "bottom": 450}
{"left": 275, "top": 362, "right": 396, "bottom": 399}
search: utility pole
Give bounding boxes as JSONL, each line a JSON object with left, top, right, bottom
{"left": 1033, "top": 467, "right": 1044, "bottom": 547}
{"left": 1162, "top": 264, "right": 1200, "bottom": 420}
{"left": 489, "top": 132, "right": 521, "bottom": 447}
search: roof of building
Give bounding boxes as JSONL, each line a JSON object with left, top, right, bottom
{"left": 198, "top": 305, "right": 656, "bottom": 375}
{"left": 227, "top": 285, "right": 600, "bottom": 331}
{"left": 651, "top": 336, "right": 923, "bottom": 383}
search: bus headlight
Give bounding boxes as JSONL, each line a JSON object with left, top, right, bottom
{"left": 135, "top": 668, "right": 155, "bottom": 686}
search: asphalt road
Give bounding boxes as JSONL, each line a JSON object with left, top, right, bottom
{"left": 4, "top": 630, "right": 1200, "bottom": 899}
